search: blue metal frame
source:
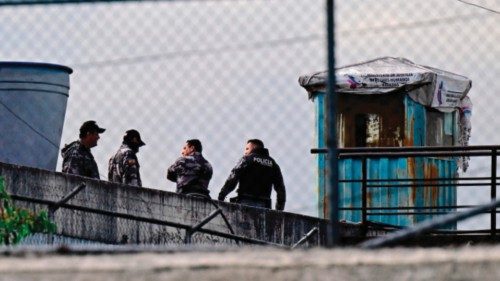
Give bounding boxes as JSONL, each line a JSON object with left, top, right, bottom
{"left": 315, "top": 92, "right": 326, "bottom": 217}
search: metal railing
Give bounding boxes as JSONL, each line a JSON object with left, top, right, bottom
{"left": 360, "top": 198, "right": 500, "bottom": 249}
{"left": 312, "top": 145, "right": 500, "bottom": 238}
{"left": 10, "top": 187, "right": 319, "bottom": 248}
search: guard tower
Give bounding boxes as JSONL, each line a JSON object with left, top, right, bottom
{"left": 299, "top": 57, "right": 472, "bottom": 226}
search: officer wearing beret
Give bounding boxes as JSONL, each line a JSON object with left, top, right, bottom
{"left": 61, "top": 120, "right": 105, "bottom": 179}
{"left": 108, "top": 129, "right": 145, "bottom": 187}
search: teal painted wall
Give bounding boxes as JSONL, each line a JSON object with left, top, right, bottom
{"left": 314, "top": 93, "right": 457, "bottom": 227}
{"left": 315, "top": 93, "right": 327, "bottom": 217}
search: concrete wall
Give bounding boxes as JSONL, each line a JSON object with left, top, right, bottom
{"left": 1, "top": 246, "right": 500, "bottom": 281}
{"left": 0, "top": 162, "right": 336, "bottom": 246}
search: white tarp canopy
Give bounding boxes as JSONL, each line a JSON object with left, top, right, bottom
{"left": 298, "top": 57, "right": 472, "bottom": 113}
{"left": 299, "top": 57, "right": 473, "bottom": 171}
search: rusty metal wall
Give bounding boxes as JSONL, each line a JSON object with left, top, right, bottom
{"left": 337, "top": 156, "right": 457, "bottom": 227}
{"left": 316, "top": 93, "right": 458, "bottom": 226}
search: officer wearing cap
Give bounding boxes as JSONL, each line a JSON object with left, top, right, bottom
{"left": 61, "top": 120, "right": 105, "bottom": 179}
{"left": 108, "top": 129, "right": 145, "bottom": 187}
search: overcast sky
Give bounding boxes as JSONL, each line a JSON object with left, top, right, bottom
{"left": 1, "top": 0, "right": 499, "bottom": 227}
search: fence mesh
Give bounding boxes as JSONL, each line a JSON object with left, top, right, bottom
{"left": 1, "top": 0, "right": 499, "bottom": 234}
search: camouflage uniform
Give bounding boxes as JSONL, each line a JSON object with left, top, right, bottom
{"left": 167, "top": 152, "right": 213, "bottom": 197}
{"left": 61, "top": 141, "right": 100, "bottom": 179}
{"left": 108, "top": 144, "right": 142, "bottom": 187}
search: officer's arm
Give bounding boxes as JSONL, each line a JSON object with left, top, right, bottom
{"left": 204, "top": 162, "right": 213, "bottom": 181}
{"left": 218, "top": 157, "right": 247, "bottom": 201}
{"left": 122, "top": 153, "right": 140, "bottom": 187}
{"left": 166, "top": 158, "right": 181, "bottom": 182}
{"left": 273, "top": 163, "right": 286, "bottom": 211}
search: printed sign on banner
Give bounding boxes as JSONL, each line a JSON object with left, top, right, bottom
{"left": 336, "top": 72, "right": 425, "bottom": 91}
{"left": 431, "top": 76, "right": 464, "bottom": 109}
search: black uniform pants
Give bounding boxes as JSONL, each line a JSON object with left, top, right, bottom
{"left": 231, "top": 195, "right": 271, "bottom": 209}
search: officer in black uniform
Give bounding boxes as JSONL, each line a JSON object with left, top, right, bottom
{"left": 108, "top": 129, "right": 146, "bottom": 187}
{"left": 61, "top": 120, "right": 106, "bottom": 179}
{"left": 167, "top": 139, "right": 213, "bottom": 198}
{"left": 218, "top": 139, "right": 286, "bottom": 210}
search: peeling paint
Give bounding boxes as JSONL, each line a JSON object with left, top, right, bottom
{"left": 321, "top": 95, "right": 458, "bottom": 227}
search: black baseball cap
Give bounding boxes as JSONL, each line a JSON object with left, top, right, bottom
{"left": 80, "top": 120, "right": 106, "bottom": 135}
{"left": 124, "top": 129, "right": 145, "bottom": 146}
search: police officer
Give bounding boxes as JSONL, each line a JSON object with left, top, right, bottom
{"left": 61, "top": 120, "right": 105, "bottom": 179}
{"left": 167, "top": 139, "right": 213, "bottom": 198}
{"left": 108, "top": 129, "right": 145, "bottom": 187}
{"left": 218, "top": 139, "right": 286, "bottom": 210}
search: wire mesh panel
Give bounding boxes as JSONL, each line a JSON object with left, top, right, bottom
{"left": 0, "top": 0, "right": 499, "bottom": 236}
{"left": 0, "top": 0, "right": 325, "bottom": 217}
{"left": 333, "top": 0, "right": 499, "bottom": 231}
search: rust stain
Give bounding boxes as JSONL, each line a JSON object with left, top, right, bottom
{"left": 324, "top": 196, "right": 329, "bottom": 218}
{"left": 404, "top": 115, "right": 414, "bottom": 147}
{"left": 407, "top": 157, "right": 417, "bottom": 203}
{"left": 366, "top": 189, "right": 372, "bottom": 208}
{"left": 424, "top": 162, "right": 440, "bottom": 206}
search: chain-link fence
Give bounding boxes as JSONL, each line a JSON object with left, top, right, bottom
{"left": 1, "top": 0, "right": 499, "bottom": 232}
{"left": 331, "top": 0, "right": 499, "bottom": 231}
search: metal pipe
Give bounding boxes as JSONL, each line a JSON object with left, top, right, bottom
{"left": 183, "top": 207, "right": 224, "bottom": 244}
{"left": 312, "top": 145, "right": 500, "bottom": 154}
{"left": 50, "top": 183, "right": 86, "bottom": 211}
{"left": 47, "top": 183, "right": 86, "bottom": 244}
{"left": 360, "top": 198, "right": 500, "bottom": 249}
{"left": 491, "top": 149, "right": 497, "bottom": 237}
{"left": 207, "top": 200, "right": 239, "bottom": 246}
{"left": 366, "top": 222, "right": 500, "bottom": 235}
{"left": 340, "top": 176, "right": 497, "bottom": 183}
{"left": 0, "top": 0, "right": 167, "bottom": 8}
{"left": 339, "top": 151, "right": 493, "bottom": 158}
{"left": 10, "top": 194, "right": 285, "bottom": 247}
{"left": 291, "top": 227, "right": 319, "bottom": 249}
{"left": 364, "top": 183, "right": 493, "bottom": 188}
{"left": 339, "top": 205, "right": 478, "bottom": 211}
{"left": 191, "top": 209, "right": 222, "bottom": 234}
{"left": 326, "top": 0, "right": 339, "bottom": 247}
{"left": 366, "top": 211, "right": 453, "bottom": 216}
{"left": 361, "top": 157, "right": 367, "bottom": 225}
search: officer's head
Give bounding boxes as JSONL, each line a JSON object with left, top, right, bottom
{"left": 79, "top": 120, "right": 105, "bottom": 148}
{"left": 123, "top": 129, "right": 146, "bottom": 153}
{"left": 245, "top": 139, "right": 264, "bottom": 155}
{"left": 182, "top": 139, "right": 202, "bottom": 156}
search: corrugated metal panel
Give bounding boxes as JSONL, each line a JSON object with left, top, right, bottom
{"left": 316, "top": 94, "right": 458, "bottom": 226}
{"left": 339, "top": 158, "right": 413, "bottom": 226}
{"left": 338, "top": 157, "right": 457, "bottom": 227}
{"left": 338, "top": 158, "right": 362, "bottom": 222}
